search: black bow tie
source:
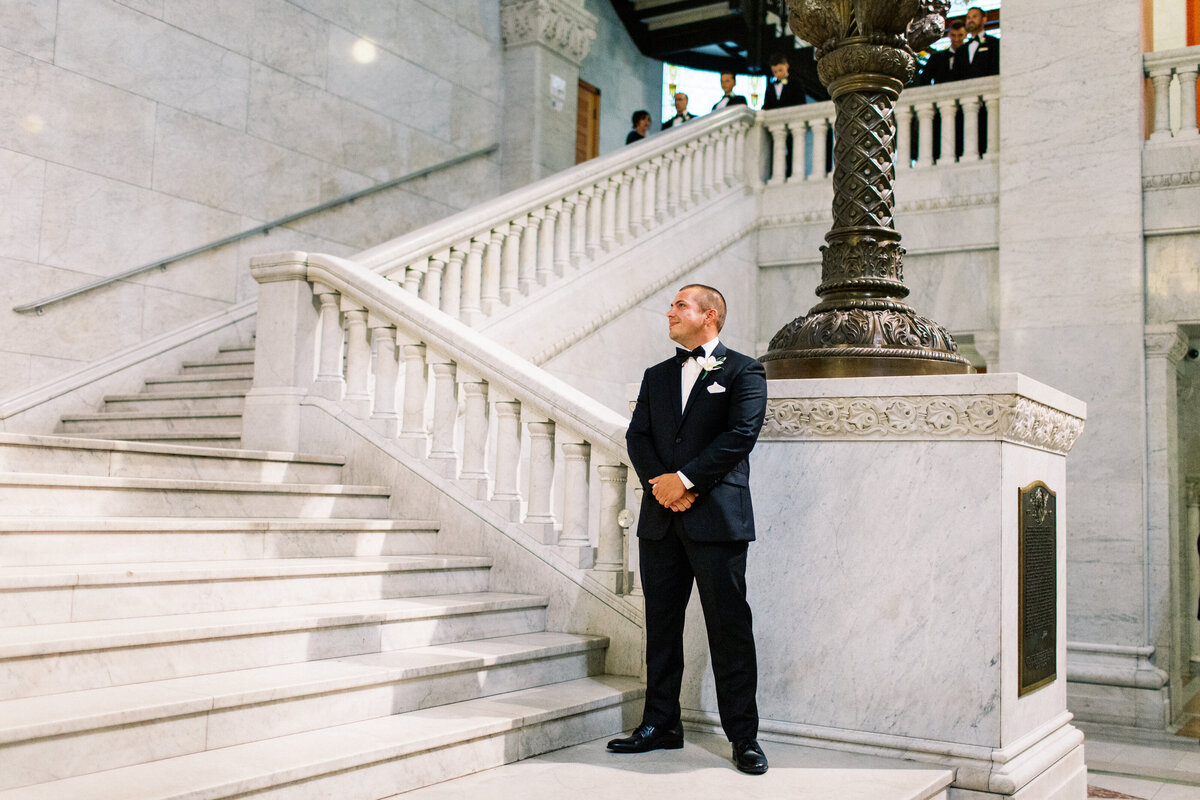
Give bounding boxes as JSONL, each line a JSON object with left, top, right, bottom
{"left": 675, "top": 346, "right": 706, "bottom": 365}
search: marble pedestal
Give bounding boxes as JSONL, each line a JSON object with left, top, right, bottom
{"left": 678, "top": 374, "right": 1088, "bottom": 799}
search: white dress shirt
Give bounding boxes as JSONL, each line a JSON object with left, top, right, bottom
{"left": 677, "top": 337, "right": 719, "bottom": 489}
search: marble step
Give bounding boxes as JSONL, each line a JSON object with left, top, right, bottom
{"left": 80, "top": 432, "right": 243, "bottom": 447}
{"left": 0, "top": 555, "right": 494, "bottom": 625}
{"left": 0, "top": 592, "right": 549, "bottom": 699}
{"left": 0, "top": 473, "right": 391, "bottom": 518}
{"left": 101, "top": 389, "right": 249, "bottom": 413}
{"left": 179, "top": 356, "right": 254, "bottom": 375}
{"left": 58, "top": 410, "right": 243, "bottom": 435}
{"left": 0, "top": 432, "right": 343, "bottom": 483}
{"left": 0, "top": 517, "right": 439, "bottom": 566}
{"left": 0, "top": 632, "right": 608, "bottom": 790}
{"left": 205, "top": 348, "right": 256, "bottom": 365}
{"left": 143, "top": 373, "right": 253, "bottom": 393}
{"left": 0, "top": 675, "right": 641, "bottom": 800}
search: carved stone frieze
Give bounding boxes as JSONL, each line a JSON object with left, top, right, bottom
{"left": 761, "top": 392, "right": 1085, "bottom": 453}
{"left": 1143, "top": 170, "right": 1200, "bottom": 190}
{"left": 499, "top": 0, "right": 597, "bottom": 65}
{"left": 1144, "top": 328, "right": 1189, "bottom": 363}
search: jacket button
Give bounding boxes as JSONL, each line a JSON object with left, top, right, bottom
{"left": 675, "top": 437, "right": 682, "bottom": 443}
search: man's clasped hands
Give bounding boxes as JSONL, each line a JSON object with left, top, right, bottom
{"left": 648, "top": 473, "right": 699, "bottom": 512}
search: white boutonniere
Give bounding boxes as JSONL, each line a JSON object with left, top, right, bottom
{"left": 696, "top": 355, "right": 725, "bottom": 379}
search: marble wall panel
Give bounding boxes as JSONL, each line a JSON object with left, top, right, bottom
{"left": 325, "top": 27, "right": 454, "bottom": 141}
{"left": 400, "top": 155, "right": 502, "bottom": 215}
{"left": 54, "top": 0, "right": 251, "bottom": 129}
{"left": 0, "top": 148, "right": 45, "bottom": 264}
{"left": 246, "top": 64, "right": 407, "bottom": 182}
{"left": 0, "top": 49, "right": 156, "bottom": 187}
{"left": 280, "top": 188, "right": 456, "bottom": 254}
{"left": 115, "top": 0, "right": 163, "bottom": 17}
{"left": 163, "top": 0, "right": 330, "bottom": 88}
{"left": 0, "top": 351, "right": 34, "bottom": 398}
{"left": 38, "top": 164, "right": 243, "bottom": 279}
{"left": 1146, "top": 233, "right": 1200, "bottom": 324}
{"left": 0, "top": 0, "right": 57, "bottom": 61}
{"left": 450, "top": 86, "right": 502, "bottom": 153}
{"left": 1066, "top": 558, "right": 1147, "bottom": 644}
{"left": 440, "top": 0, "right": 498, "bottom": 40}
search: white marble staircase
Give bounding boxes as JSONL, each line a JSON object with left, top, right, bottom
{"left": 0, "top": 343, "right": 641, "bottom": 798}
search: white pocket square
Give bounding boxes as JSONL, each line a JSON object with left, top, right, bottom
{"left": 706, "top": 383, "right": 726, "bottom": 394}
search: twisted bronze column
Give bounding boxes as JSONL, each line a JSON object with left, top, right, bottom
{"left": 760, "top": 0, "right": 971, "bottom": 378}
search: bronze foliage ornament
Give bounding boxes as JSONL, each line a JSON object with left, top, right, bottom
{"left": 761, "top": 0, "right": 972, "bottom": 378}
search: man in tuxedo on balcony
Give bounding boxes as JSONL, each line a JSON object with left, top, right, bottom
{"left": 711, "top": 73, "right": 748, "bottom": 110}
{"left": 916, "top": 20, "right": 968, "bottom": 85}
{"left": 962, "top": 6, "right": 999, "bottom": 78}
{"left": 609, "top": 284, "right": 769, "bottom": 775}
{"left": 762, "top": 53, "right": 806, "bottom": 110}
{"left": 663, "top": 92, "right": 696, "bottom": 129}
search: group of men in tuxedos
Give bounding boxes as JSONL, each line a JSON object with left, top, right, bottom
{"left": 916, "top": 6, "right": 1000, "bottom": 85}
{"left": 654, "top": 57, "right": 808, "bottom": 138}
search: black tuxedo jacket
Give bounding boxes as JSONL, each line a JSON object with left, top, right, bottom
{"left": 962, "top": 34, "right": 999, "bottom": 78}
{"left": 762, "top": 80, "right": 806, "bottom": 110}
{"left": 662, "top": 112, "right": 695, "bottom": 130}
{"left": 626, "top": 344, "right": 767, "bottom": 543}
{"left": 915, "top": 47, "right": 962, "bottom": 85}
{"left": 711, "top": 94, "right": 748, "bottom": 111}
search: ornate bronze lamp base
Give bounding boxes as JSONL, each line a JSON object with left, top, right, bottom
{"left": 760, "top": 1, "right": 971, "bottom": 380}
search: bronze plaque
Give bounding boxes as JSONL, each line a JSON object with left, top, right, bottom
{"left": 1018, "top": 481, "right": 1057, "bottom": 696}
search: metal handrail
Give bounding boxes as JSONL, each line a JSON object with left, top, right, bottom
{"left": 13, "top": 144, "right": 499, "bottom": 315}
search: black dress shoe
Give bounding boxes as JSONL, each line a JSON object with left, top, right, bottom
{"left": 606, "top": 722, "right": 684, "bottom": 753}
{"left": 732, "top": 739, "right": 768, "bottom": 774}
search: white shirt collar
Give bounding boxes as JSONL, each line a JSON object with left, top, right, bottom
{"left": 698, "top": 337, "right": 719, "bottom": 358}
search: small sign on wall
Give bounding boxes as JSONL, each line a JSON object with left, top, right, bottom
{"left": 549, "top": 74, "right": 566, "bottom": 111}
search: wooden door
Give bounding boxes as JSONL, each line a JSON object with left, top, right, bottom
{"left": 576, "top": 79, "right": 600, "bottom": 163}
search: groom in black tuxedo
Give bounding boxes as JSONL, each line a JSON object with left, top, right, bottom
{"left": 609, "top": 284, "right": 769, "bottom": 775}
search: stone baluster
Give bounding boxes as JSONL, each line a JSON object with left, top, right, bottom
{"left": 500, "top": 220, "right": 522, "bottom": 305}
{"left": 984, "top": 92, "right": 999, "bottom": 159}
{"left": 555, "top": 197, "right": 573, "bottom": 275}
{"left": 342, "top": 306, "right": 370, "bottom": 419}
{"left": 628, "top": 483, "right": 643, "bottom": 598}
{"left": 811, "top": 117, "right": 829, "bottom": 180}
{"left": 420, "top": 252, "right": 446, "bottom": 307}
{"left": 961, "top": 94, "right": 981, "bottom": 161}
{"left": 491, "top": 399, "right": 522, "bottom": 520}
{"left": 427, "top": 360, "right": 458, "bottom": 476}
{"left": 368, "top": 321, "right": 399, "bottom": 437}
{"left": 938, "top": 99, "right": 957, "bottom": 164}
{"left": 734, "top": 124, "right": 747, "bottom": 184}
{"left": 768, "top": 124, "right": 788, "bottom": 185}
{"left": 713, "top": 133, "right": 726, "bottom": 188}
{"left": 894, "top": 105, "right": 911, "bottom": 170}
{"left": 402, "top": 260, "right": 424, "bottom": 294}
{"left": 459, "top": 381, "right": 490, "bottom": 498}
{"left": 559, "top": 442, "right": 593, "bottom": 568}
{"left": 654, "top": 156, "right": 670, "bottom": 222}
{"left": 1149, "top": 67, "right": 1175, "bottom": 142}
{"left": 667, "top": 151, "right": 682, "bottom": 215}
{"left": 614, "top": 172, "right": 632, "bottom": 245}
{"left": 629, "top": 169, "right": 644, "bottom": 237}
{"left": 915, "top": 102, "right": 935, "bottom": 167}
{"left": 690, "top": 141, "right": 704, "bottom": 203}
{"left": 461, "top": 238, "right": 485, "bottom": 326}
{"left": 600, "top": 177, "right": 618, "bottom": 251}
{"left": 525, "top": 419, "right": 556, "bottom": 540}
{"left": 594, "top": 463, "right": 628, "bottom": 592}
{"left": 442, "top": 247, "right": 464, "bottom": 318}
{"left": 398, "top": 342, "right": 428, "bottom": 456}
{"left": 482, "top": 227, "right": 504, "bottom": 314}
{"left": 519, "top": 212, "right": 541, "bottom": 294}
{"left": 571, "top": 190, "right": 589, "bottom": 266}
{"left": 723, "top": 128, "right": 736, "bottom": 186}
{"left": 641, "top": 162, "right": 657, "bottom": 232}
{"left": 702, "top": 135, "right": 716, "bottom": 196}
{"left": 1178, "top": 65, "right": 1199, "bottom": 138}
{"left": 587, "top": 183, "right": 604, "bottom": 256}
{"left": 679, "top": 146, "right": 693, "bottom": 209}
{"left": 312, "top": 285, "right": 344, "bottom": 400}
{"left": 786, "top": 124, "right": 805, "bottom": 184}
{"left": 537, "top": 205, "right": 556, "bottom": 286}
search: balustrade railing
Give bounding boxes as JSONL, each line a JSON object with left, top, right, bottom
{"left": 353, "top": 107, "right": 756, "bottom": 329}
{"left": 1145, "top": 45, "right": 1200, "bottom": 141}
{"left": 760, "top": 76, "right": 999, "bottom": 183}
{"left": 245, "top": 250, "right": 642, "bottom": 598}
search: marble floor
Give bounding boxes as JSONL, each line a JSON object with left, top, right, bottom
{"left": 390, "top": 726, "right": 1200, "bottom": 799}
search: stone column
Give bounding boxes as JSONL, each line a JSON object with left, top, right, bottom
{"left": 499, "top": 0, "right": 597, "bottom": 192}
